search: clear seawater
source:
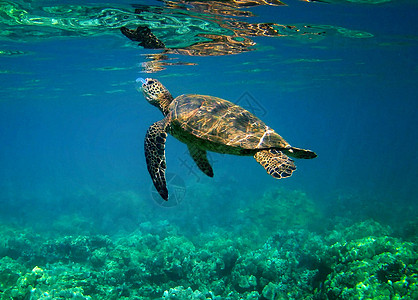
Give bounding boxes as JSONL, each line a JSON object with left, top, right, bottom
{"left": 0, "top": 0, "right": 417, "bottom": 299}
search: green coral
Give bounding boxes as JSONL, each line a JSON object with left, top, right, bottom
{"left": 0, "top": 189, "right": 416, "bottom": 300}
{"left": 321, "top": 222, "right": 418, "bottom": 299}
{"left": 238, "top": 188, "right": 322, "bottom": 242}
{"left": 231, "top": 229, "right": 327, "bottom": 299}
{"left": 0, "top": 257, "right": 27, "bottom": 295}
{"left": 162, "top": 286, "right": 219, "bottom": 300}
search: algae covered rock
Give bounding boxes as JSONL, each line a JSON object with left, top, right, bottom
{"left": 1, "top": 215, "right": 416, "bottom": 300}
{"left": 162, "top": 286, "right": 220, "bottom": 300}
{"left": 262, "top": 282, "right": 282, "bottom": 300}
{"left": 11, "top": 266, "right": 51, "bottom": 299}
{"left": 39, "top": 235, "right": 112, "bottom": 265}
{"left": 238, "top": 188, "right": 322, "bottom": 242}
{"left": 231, "top": 229, "right": 328, "bottom": 299}
{"left": 326, "top": 219, "right": 392, "bottom": 245}
{"left": 320, "top": 222, "right": 418, "bottom": 299}
{"left": 0, "top": 227, "right": 41, "bottom": 265}
{"left": 0, "top": 256, "right": 28, "bottom": 297}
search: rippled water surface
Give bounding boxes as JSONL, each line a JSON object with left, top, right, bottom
{"left": 0, "top": 0, "right": 417, "bottom": 299}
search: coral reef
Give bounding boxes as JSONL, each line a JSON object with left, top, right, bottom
{"left": 237, "top": 188, "right": 323, "bottom": 243}
{"left": 0, "top": 218, "right": 416, "bottom": 299}
{"left": 320, "top": 224, "right": 418, "bottom": 299}
{"left": 0, "top": 186, "right": 417, "bottom": 299}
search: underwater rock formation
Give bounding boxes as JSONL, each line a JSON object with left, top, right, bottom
{"left": 0, "top": 218, "right": 417, "bottom": 299}
{"left": 321, "top": 233, "right": 417, "bottom": 299}
{"left": 237, "top": 188, "right": 322, "bottom": 243}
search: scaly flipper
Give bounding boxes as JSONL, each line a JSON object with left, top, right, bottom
{"left": 187, "top": 144, "right": 214, "bottom": 177}
{"left": 254, "top": 149, "right": 296, "bottom": 179}
{"left": 145, "top": 119, "right": 169, "bottom": 200}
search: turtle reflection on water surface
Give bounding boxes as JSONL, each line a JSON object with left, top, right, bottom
{"left": 140, "top": 78, "right": 317, "bottom": 201}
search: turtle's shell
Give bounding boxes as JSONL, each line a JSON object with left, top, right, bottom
{"left": 168, "top": 94, "right": 289, "bottom": 151}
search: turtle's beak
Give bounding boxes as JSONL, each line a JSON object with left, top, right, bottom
{"left": 136, "top": 77, "right": 147, "bottom": 84}
{"left": 136, "top": 77, "right": 147, "bottom": 85}
{"left": 136, "top": 77, "right": 147, "bottom": 91}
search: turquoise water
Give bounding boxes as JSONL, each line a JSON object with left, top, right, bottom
{"left": 0, "top": 0, "right": 417, "bottom": 299}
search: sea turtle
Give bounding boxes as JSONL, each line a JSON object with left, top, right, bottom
{"left": 140, "top": 78, "right": 317, "bottom": 200}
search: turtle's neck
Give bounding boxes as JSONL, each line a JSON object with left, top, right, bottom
{"left": 158, "top": 92, "right": 174, "bottom": 116}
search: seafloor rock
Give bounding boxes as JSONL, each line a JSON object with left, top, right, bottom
{"left": 0, "top": 218, "right": 416, "bottom": 299}
{"left": 231, "top": 229, "right": 327, "bottom": 299}
{"left": 326, "top": 219, "right": 392, "bottom": 245}
{"left": 0, "top": 256, "right": 27, "bottom": 297}
{"left": 39, "top": 235, "right": 112, "bottom": 265}
{"left": 0, "top": 227, "right": 41, "bottom": 265}
{"left": 321, "top": 235, "right": 417, "bottom": 299}
{"left": 399, "top": 217, "right": 418, "bottom": 243}
{"left": 162, "top": 286, "right": 219, "bottom": 300}
{"left": 237, "top": 188, "right": 322, "bottom": 243}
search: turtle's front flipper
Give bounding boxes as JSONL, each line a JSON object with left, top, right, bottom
{"left": 145, "top": 120, "right": 169, "bottom": 200}
{"left": 254, "top": 149, "right": 296, "bottom": 179}
{"left": 187, "top": 145, "right": 214, "bottom": 177}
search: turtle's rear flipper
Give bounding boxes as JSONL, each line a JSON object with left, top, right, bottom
{"left": 254, "top": 149, "right": 296, "bottom": 179}
{"left": 285, "top": 147, "right": 317, "bottom": 159}
{"left": 187, "top": 145, "right": 214, "bottom": 177}
{"left": 145, "top": 120, "right": 169, "bottom": 200}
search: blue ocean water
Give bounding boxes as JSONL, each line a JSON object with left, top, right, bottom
{"left": 0, "top": 0, "right": 417, "bottom": 299}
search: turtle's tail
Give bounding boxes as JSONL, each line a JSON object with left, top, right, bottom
{"left": 254, "top": 149, "right": 296, "bottom": 179}
{"left": 285, "top": 147, "right": 317, "bottom": 159}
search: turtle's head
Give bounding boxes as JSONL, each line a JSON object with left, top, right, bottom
{"left": 137, "top": 78, "right": 173, "bottom": 115}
